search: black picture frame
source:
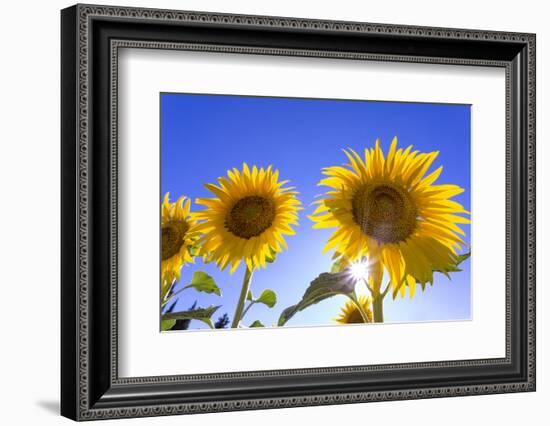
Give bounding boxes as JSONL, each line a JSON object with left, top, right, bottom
{"left": 61, "top": 4, "right": 536, "bottom": 421}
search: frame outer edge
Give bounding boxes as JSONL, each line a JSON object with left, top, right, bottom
{"left": 66, "top": 4, "right": 536, "bottom": 420}
{"left": 527, "top": 33, "right": 536, "bottom": 390}
{"left": 61, "top": 4, "right": 80, "bottom": 422}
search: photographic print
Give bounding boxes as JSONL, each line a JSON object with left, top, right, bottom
{"left": 160, "top": 93, "right": 471, "bottom": 332}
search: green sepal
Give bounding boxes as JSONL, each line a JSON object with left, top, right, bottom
{"left": 330, "top": 257, "right": 347, "bottom": 273}
{"left": 434, "top": 251, "right": 471, "bottom": 276}
{"left": 187, "top": 245, "right": 200, "bottom": 257}
{"left": 393, "top": 250, "right": 471, "bottom": 299}
{"left": 265, "top": 247, "right": 278, "bottom": 264}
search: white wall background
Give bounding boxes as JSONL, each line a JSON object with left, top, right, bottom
{"left": 0, "top": 0, "right": 546, "bottom": 424}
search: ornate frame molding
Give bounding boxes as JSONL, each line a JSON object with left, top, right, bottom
{"left": 61, "top": 4, "right": 536, "bottom": 421}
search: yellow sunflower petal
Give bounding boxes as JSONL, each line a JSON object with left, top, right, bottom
{"left": 311, "top": 137, "right": 470, "bottom": 296}
{"left": 160, "top": 193, "right": 199, "bottom": 288}
{"left": 193, "top": 165, "right": 301, "bottom": 274}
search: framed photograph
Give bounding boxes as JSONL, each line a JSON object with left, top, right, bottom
{"left": 61, "top": 4, "right": 536, "bottom": 421}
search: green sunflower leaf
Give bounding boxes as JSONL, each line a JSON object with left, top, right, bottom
{"left": 187, "top": 271, "right": 221, "bottom": 296}
{"left": 246, "top": 289, "right": 254, "bottom": 301}
{"left": 160, "top": 319, "right": 176, "bottom": 331}
{"left": 255, "top": 289, "right": 277, "bottom": 308}
{"left": 249, "top": 320, "right": 264, "bottom": 328}
{"left": 162, "top": 305, "right": 221, "bottom": 329}
{"left": 277, "top": 271, "right": 355, "bottom": 326}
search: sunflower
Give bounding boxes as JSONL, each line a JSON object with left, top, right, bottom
{"left": 310, "top": 137, "right": 470, "bottom": 297}
{"left": 161, "top": 193, "right": 198, "bottom": 298}
{"left": 335, "top": 296, "right": 373, "bottom": 324}
{"left": 194, "top": 164, "right": 301, "bottom": 274}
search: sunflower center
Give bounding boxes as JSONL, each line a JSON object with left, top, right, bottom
{"left": 351, "top": 183, "right": 417, "bottom": 244}
{"left": 225, "top": 195, "right": 276, "bottom": 239}
{"left": 161, "top": 220, "right": 189, "bottom": 261}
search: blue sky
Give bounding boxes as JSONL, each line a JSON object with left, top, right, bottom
{"left": 161, "top": 93, "right": 471, "bottom": 330}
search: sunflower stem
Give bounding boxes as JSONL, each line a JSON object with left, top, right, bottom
{"left": 240, "top": 301, "right": 255, "bottom": 322}
{"left": 381, "top": 281, "right": 392, "bottom": 298}
{"left": 348, "top": 293, "right": 371, "bottom": 324}
{"left": 372, "top": 295, "right": 384, "bottom": 323}
{"left": 162, "top": 283, "right": 191, "bottom": 307}
{"left": 369, "top": 259, "right": 384, "bottom": 323}
{"left": 363, "top": 280, "right": 375, "bottom": 296}
{"left": 231, "top": 267, "right": 254, "bottom": 328}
